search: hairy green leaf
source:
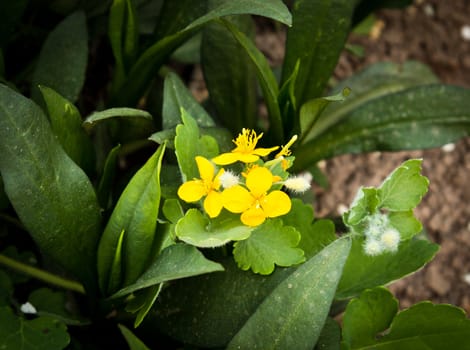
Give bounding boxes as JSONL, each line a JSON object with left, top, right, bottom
{"left": 0, "top": 85, "right": 101, "bottom": 290}
{"left": 228, "top": 238, "right": 351, "bottom": 349}
{"left": 97, "top": 144, "right": 166, "bottom": 294}
{"left": 112, "top": 243, "right": 224, "bottom": 298}
{"left": 39, "top": 86, "right": 94, "bottom": 174}
{"left": 31, "top": 11, "right": 88, "bottom": 103}
{"left": 202, "top": 12, "right": 257, "bottom": 132}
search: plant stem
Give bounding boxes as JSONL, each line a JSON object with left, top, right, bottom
{"left": 0, "top": 254, "right": 86, "bottom": 294}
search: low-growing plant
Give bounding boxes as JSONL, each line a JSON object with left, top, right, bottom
{"left": 1, "top": 0, "right": 470, "bottom": 349}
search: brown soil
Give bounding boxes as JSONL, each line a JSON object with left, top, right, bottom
{"left": 317, "top": 0, "right": 470, "bottom": 312}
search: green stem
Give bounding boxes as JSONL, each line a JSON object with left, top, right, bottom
{"left": 0, "top": 254, "right": 86, "bottom": 294}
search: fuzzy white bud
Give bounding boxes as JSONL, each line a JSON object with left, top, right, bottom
{"left": 380, "top": 228, "right": 400, "bottom": 252}
{"left": 219, "top": 170, "right": 239, "bottom": 189}
{"left": 363, "top": 238, "right": 385, "bottom": 256}
{"left": 283, "top": 174, "right": 312, "bottom": 194}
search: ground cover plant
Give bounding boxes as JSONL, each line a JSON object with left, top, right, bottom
{"left": 1, "top": 0, "right": 470, "bottom": 349}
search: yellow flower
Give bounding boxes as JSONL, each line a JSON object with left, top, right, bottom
{"left": 222, "top": 167, "right": 291, "bottom": 226}
{"left": 212, "top": 128, "right": 278, "bottom": 165}
{"left": 275, "top": 134, "right": 298, "bottom": 158}
{"left": 177, "top": 156, "right": 224, "bottom": 218}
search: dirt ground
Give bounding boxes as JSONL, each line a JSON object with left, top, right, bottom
{"left": 317, "top": 0, "right": 470, "bottom": 311}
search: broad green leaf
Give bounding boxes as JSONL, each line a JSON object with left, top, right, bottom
{"left": 281, "top": 198, "right": 336, "bottom": 258}
{"left": 39, "top": 86, "right": 95, "bottom": 174}
{"left": 153, "top": 258, "right": 293, "bottom": 347}
{"left": 342, "top": 290, "right": 470, "bottom": 349}
{"left": 294, "top": 85, "right": 470, "bottom": 168}
{"left": 376, "top": 303, "right": 470, "bottom": 349}
{"left": 233, "top": 219, "right": 305, "bottom": 274}
{"left": 31, "top": 11, "right": 88, "bottom": 103}
{"left": 175, "top": 209, "right": 252, "bottom": 248}
{"left": 0, "top": 85, "right": 101, "bottom": 291}
{"left": 308, "top": 61, "right": 439, "bottom": 142}
{"left": 113, "top": 0, "right": 291, "bottom": 106}
{"left": 118, "top": 324, "right": 151, "bottom": 350}
{"left": 97, "top": 144, "right": 166, "bottom": 294}
{"left": 28, "top": 288, "right": 89, "bottom": 326}
{"left": 281, "top": 0, "right": 354, "bottom": 107}
{"left": 299, "top": 88, "right": 350, "bottom": 145}
{"left": 83, "top": 107, "right": 152, "bottom": 130}
{"left": 132, "top": 284, "right": 163, "bottom": 327}
{"left": 315, "top": 318, "right": 341, "bottom": 350}
{"left": 162, "top": 198, "right": 184, "bottom": 223}
{"left": 109, "top": 0, "right": 139, "bottom": 92}
{"left": 0, "top": 306, "right": 70, "bottom": 350}
{"left": 378, "top": 159, "right": 429, "bottom": 211}
{"left": 202, "top": 12, "right": 257, "bottom": 133}
{"left": 112, "top": 243, "right": 224, "bottom": 298}
{"left": 228, "top": 238, "right": 351, "bottom": 350}
{"left": 342, "top": 287, "right": 398, "bottom": 349}
{"left": 97, "top": 144, "right": 121, "bottom": 209}
{"left": 174, "top": 109, "right": 219, "bottom": 181}
{"left": 162, "top": 72, "right": 215, "bottom": 129}
{"left": 336, "top": 238, "right": 439, "bottom": 299}
{"left": 222, "top": 19, "right": 283, "bottom": 142}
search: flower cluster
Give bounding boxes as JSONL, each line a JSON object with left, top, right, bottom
{"left": 362, "top": 213, "right": 401, "bottom": 255}
{"left": 177, "top": 129, "right": 311, "bottom": 227}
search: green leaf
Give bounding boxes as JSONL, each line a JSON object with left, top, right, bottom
{"left": 118, "top": 324, "right": 151, "bottom": 350}
{"left": 201, "top": 12, "right": 257, "bottom": 132}
{"left": 175, "top": 209, "right": 252, "bottom": 248}
{"left": 221, "top": 19, "right": 283, "bottom": 142}
{"left": 97, "top": 144, "right": 166, "bottom": 294}
{"left": 39, "top": 86, "right": 95, "bottom": 174}
{"left": 343, "top": 187, "right": 379, "bottom": 227}
{"left": 281, "top": 0, "right": 354, "bottom": 107}
{"left": 174, "top": 109, "right": 219, "bottom": 181}
{"left": 233, "top": 219, "right": 305, "bottom": 274}
{"left": 294, "top": 85, "right": 470, "bottom": 167}
{"left": 281, "top": 199, "right": 336, "bottom": 258}
{"left": 31, "top": 11, "right": 88, "bottom": 103}
{"left": 162, "top": 72, "right": 215, "bottom": 129}
{"left": 315, "top": 318, "right": 341, "bottom": 350}
{"left": 342, "top": 289, "right": 470, "bottom": 349}
{"left": 127, "top": 284, "right": 164, "bottom": 327}
{"left": 378, "top": 159, "right": 429, "bottom": 211}
{"left": 162, "top": 198, "right": 184, "bottom": 223}
{"left": 83, "top": 107, "right": 153, "bottom": 130}
{"left": 299, "top": 88, "right": 350, "bottom": 145}
{"left": 306, "top": 61, "right": 439, "bottom": 143}
{"left": 113, "top": 0, "right": 291, "bottom": 106}
{"left": 336, "top": 238, "right": 439, "bottom": 299}
{"left": 97, "top": 144, "right": 121, "bottom": 209}
{"left": 111, "top": 243, "right": 224, "bottom": 298}
{"left": 388, "top": 211, "right": 422, "bottom": 240}
{"left": 0, "top": 270, "right": 12, "bottom": 306}
{"left": 28, "top": 288, "right": 89, "bottom": 326}
{"left": 376, "top": 303, "right": 470, "bottom": 349}
{"left": 109, "top": 0, "right": 139, "bottom": 92}
{"left": 228, "top": 237, "right": 351, "bottom": 349}
{"left": 342, "top": 287, "right": 398, "bottom": 349}
{"left": 0, "top": 306, "right": 70, "bottom": 350}
{"left": 0, "top": 85, "right": 101, "bottom": 291}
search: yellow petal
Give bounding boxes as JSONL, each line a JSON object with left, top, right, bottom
{"left": 204, "top": 191, "right": 223, "bottom": 218}
{"left": 195, "top": 156, "right": 215, "bottom": 183}
{"left": 177, "top": 180, "right": 206, "bottom": 202}
{"left": 222, "top": 185, "right": 253, "bottom": 213}
{"left": 212, "top": 168, "right": 225, "bottom": 190}
{"left": 252, "top": 146, "right": 279, "bottom": 157}
{"left": 240, "top": 206, "right": 266, "bottom": 226}
{"left": 212, "top": 152, "right": 240, "bottom": 165}
{"left": 236, "top": 153, "right": 260, "bottom": 163}
{"left": 246, "top": 167, "right": 273, "bottom": 198}
{"left": 261, "top": 191, "right": 291, "bottom": 218}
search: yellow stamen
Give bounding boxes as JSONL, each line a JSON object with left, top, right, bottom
{"left": 275, "top": 135, "right": 298, "bottom": 158}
